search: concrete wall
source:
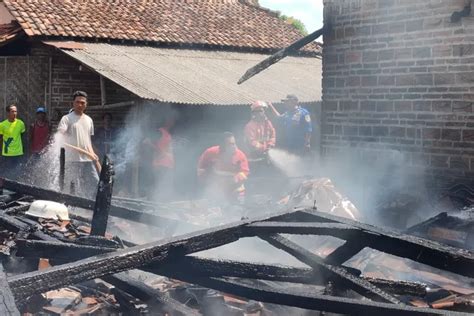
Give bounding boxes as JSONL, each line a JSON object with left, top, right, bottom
{"left": 322, "top": 0, "right": 474, "bottom": 187}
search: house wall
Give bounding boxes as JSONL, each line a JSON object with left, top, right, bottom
{"left": 322, "top": 0, "right": 474, "bottom": 188}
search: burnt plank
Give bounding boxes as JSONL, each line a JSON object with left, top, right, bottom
{"left": 15, "top": 239, "right": 116, "bottom": 260}
{"left": 103, "top": 273, "right": 201, "bottom": 316}
{"left": 91, "top": 156, "right": 114, "bottom": 236}
{"left": 0, "top": 212, "right": 58, "bottom": 242}
{"left": 150, "top": 256, "right": 317, "bottom": 284}
{"left": 59, "top": 147, "right": 65, "bottom": 192}
{"left": 176, "top": 276, "right": 462, "bottom": 316}
{"left": 0, "top": 265, "right": 19, "bottom": 316}
{"left": 7, "top": 242, "right": 427, "bottom": 297}
{"left": 7, "top": 209, "right": 298, "bottom": 301}
{"left": 238, "top": 26, "right": 326, "bottom": 84}
{"left": 324, "top": 240, "right": 366, "bottom": 265}
{"left": 297, "top": 209, "right": 474, "bottom": 278}
{"left": 244, "top": 222, "right": 355, "bottom": 237}
{"left": 0, "top": 178, "right": 195, "bottom": 230}
{"left": 260, "top": 234, "right": 402, "bottom": 304}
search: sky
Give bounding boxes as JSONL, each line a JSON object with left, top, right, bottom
{"left": 259, "top": 0, "right": 324, "bottom": 33}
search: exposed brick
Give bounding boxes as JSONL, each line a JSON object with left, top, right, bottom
{"left": 415, "top": 74, "right": 433, "bottom": 86}
{"left": 324, "top": 101, "right": 338, "bottom": 111}
{"left": 345, "top": 51, "right": 362, "bottom": 64}
{"left": 434, "top": 73, "right": 456, "bottom": 85}
{"left": 394, "top": 101, "right": 412, "bottom": 111}
{"left": 378, "top": 75, "right": 395, "bottom": 85}
{"left": 450, "top": 156, "right": 470, "bottom": 170}
{"left": 431, "top": 155, "right": 449, "bottom": 168}
{"left": 452, "top": 101, "right": 473, "bottom": 112}
{"left": 361, "top": 76, "right": 377, "bottom": 86}
{"left": 389, "top": 126, "right": 405, "bottom": 137}
{"left": 343, "top": 125, "right": 358, "bottom": 135}
{"left": 396, "top": 74, "right": 416, "bottom": 86}
{"left": 376, "top": 101, "right": 394, "bottom": 112}
{"left": 423, "top": 128, "right": 441, "bottom": 140}
{"left": 462, "top": 129, "right": 474, "bottom": 142}
{"left": 362, "top": 51, "right": 378, "bottom": 62}
{"left": 373, "top": 126, "right": 389, "bottom": 136}
{"left": 413, "top": 47, "right": 432, "bottom": 59}
{"left": 456, "top": 72, "right": 474, "bottom": 84}
{"left": 441, "top": 129, "right": 461, "bottom": 141}
{"left": 432, "top": 101, "right": 452, "bottom": 112}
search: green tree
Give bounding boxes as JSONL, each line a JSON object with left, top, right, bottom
{"left": 279, "top": 14, "right": 308, "bottom": 35}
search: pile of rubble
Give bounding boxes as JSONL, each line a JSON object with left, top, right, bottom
{"left": 0, "top": 158, "right": 474, "bottom": 315}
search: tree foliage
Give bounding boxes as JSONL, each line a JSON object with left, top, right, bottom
{"left": 279, "top": 14, "right": 308, "bottom": 35}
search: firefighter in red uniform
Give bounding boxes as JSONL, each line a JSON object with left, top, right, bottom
{"left": 244, "top": 101, "right": 276, "bottom": 174}
{"left": 142, "top": 119, "right": 175, "bottom": 200}
{"left": 197, "top": 132, "right": 249, "bottom": 203}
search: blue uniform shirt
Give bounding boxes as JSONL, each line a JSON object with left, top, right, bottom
{"left": 281, "top": 106, "right": 312, "bottom": 152}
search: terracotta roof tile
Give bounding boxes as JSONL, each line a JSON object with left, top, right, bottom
{"left": 3, "top": 0, "right": 320, "bottom": 52}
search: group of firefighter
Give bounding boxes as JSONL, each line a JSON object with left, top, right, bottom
{"left": 0, "top": 91, "right": 312, "bottom": 203}
{"left": 197, "top": 94, "right": 312, "bottom": 203}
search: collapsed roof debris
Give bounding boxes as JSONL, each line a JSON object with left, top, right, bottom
{"left": 0, "top": 157, "right": 473, "bottom": 315}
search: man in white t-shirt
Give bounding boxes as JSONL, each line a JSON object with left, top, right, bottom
{"left": 58, "top": 91, "right": 99, "bottom": 198}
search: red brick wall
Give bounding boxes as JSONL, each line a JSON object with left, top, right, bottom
{"left": 322, "top": 0, "right": 474, "bottom": 187}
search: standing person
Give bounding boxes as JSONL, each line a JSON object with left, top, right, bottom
{"left": 197, "top": 132, "right": 249, "bottom": 204}
{"left": 94, "top": 112, "right": 117, "bottom": 161}
{"left": 58, "top": 91, "right": 99, "bottom": 198}
{"left": 141, "top": 119, "right": 175, "bottom": 201}
{"left": 268, "top": 94, "right": 312, "bottom": 155}
{"left": 244, "top": 100, "right": 276, "bottom": 172}
{"left": 0, "top": 104, "right": 26, "bottom": 179}
{"left": 29, "top": 107, "right": 51, "bottom": 158}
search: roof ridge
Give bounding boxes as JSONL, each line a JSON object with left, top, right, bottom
{"left": 2, "top": 0, "right": 320, "bottom": 52}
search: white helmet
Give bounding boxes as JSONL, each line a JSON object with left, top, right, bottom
{"left": 25, "top": 200, "right": 70, "bottom": 221}
{"left": 250, "top": 100, "right": 267, "bottom": 112}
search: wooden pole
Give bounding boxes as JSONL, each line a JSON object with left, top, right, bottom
{"left": 91, "top": 155, "right": 114, "bottom": 236}
{"left": 238, "top": 26, "right": 327, "bottom": 84}
{"left": 59, "top": 147, "right": 65, "bottom": 191}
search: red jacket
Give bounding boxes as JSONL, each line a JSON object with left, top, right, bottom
{"left": 197, "top": 146, "right": 249, "bottom": 197}
{"left": 153, "top": 127, "right": 174, "bottom": 169}
{"left": 244, "top": 119, "right": 276, "bottom": 160}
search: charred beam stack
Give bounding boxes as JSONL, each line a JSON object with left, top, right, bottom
{"left": 0, "top": 162, "right": 473, "bottom": 314}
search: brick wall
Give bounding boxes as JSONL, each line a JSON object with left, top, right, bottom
{"left": 322, "top": 0, "right": 474, "bottom": 187}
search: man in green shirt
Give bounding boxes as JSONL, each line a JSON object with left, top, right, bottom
{"left": 0, "top": 104, "right": 26, "bottom": 179}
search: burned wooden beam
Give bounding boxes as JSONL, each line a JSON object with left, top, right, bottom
{"left": 0, "top": 265, "right": 19, "bottom": 316}
{"left": 91, "top": 155, "right": 114, "bottom": 236}
{"left": 7, "top": 209, "right": 297, "bottom": 301}
{"left": 324, "top": 239, "right": 366, "bottom": 265}
{"left": 260, "top": 234, "right": 402, "bottom": 304}
{"left": 0, "top": 178, "right": 196, "bottom": 230}
{"left": 0, "top": 212, "right": 58, "bottom": 242}
{"left": 244, "top": 222, "right": 356, "bottom": 237}
{"left": 15, "top": 239, "right": 116, "bottom": 260}
{"left": 174, "top": 276, "right": 460, "bottom": 316}
{"left": 7, "top": 240, "right": 428, "bottom": 298}
{"left": 237, "top": 26, "right": 326, "bottom": 84}
{"left": 153, "top": 257, "right": 427, "bottom": 297}
{"left": 103, "top": 273, "right": 202, "bottom": 316}
{"left": 59, "top": 147, "right": 65, "bottom": 192}
{"left": 294, "top": 209, "right": 474, "bottom": 278}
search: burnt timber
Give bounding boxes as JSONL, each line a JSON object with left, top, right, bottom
{"left": 1, "top": 170, "right": 474, "bottom": 314}
{"left": 2, "top": 206, "right": 474, "bottom": 314}
{"left": 0, "top": 178, "right": 197, "bottom": 231}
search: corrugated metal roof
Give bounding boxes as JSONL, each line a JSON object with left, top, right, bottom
{"left": 57, "top": 42, "right": 321, "bottom": 105}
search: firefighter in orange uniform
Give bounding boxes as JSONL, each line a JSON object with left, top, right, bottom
{"left": 244, "top": 101, "right": 276, "bottom": 173}
{"left": 197, "top": 132, "right": 249, "bottom": 203}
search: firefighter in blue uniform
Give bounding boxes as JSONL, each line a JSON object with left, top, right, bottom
{"left": 268, "top": 94, "right": 312, "bottom": 155}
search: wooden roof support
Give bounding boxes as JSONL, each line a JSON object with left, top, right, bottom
{"left": 238, "top": 25, "right": 327, "bottom": 84}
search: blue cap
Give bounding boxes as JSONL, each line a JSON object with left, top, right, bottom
{"left": 36, "top": 107, "right": 46, "bottom": 113}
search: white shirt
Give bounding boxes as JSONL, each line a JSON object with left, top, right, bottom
{"left": 58, "top": 112, "right": 94, "bottom": 162}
